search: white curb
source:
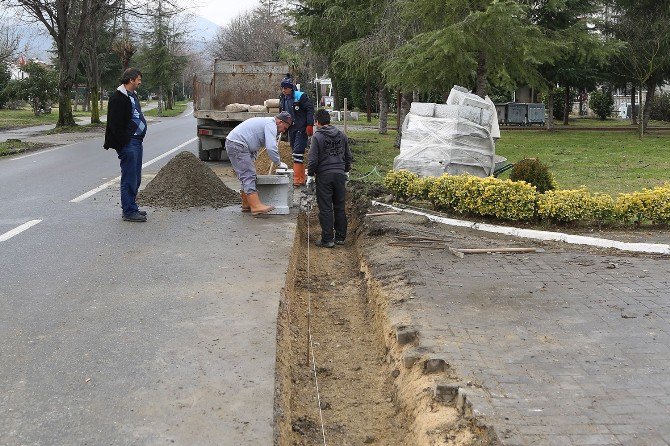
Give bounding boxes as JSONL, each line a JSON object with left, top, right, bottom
{"left": 371, "top": 201, "right": 670, "bottom": 255}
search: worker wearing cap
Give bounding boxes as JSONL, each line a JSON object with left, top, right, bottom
{"left": 224, "top": 112, "right": 291, "bottom": 215}
{"left": 278, "top": 74, "right": 314, "bottom": 187}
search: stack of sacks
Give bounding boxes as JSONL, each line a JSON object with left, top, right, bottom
{"left": 264, "top": 98, "right": 280, "bottom": 114}
{"left": 393, "top": 86, "right": 500, "bottom": 178}
{"left": 225, "top": 103, "right": 250, "bottom": 112}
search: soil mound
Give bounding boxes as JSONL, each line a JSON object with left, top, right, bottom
{"left": 255, "top": 141, "right": 297, "bottom": 174}
{"left": 138, "top": 151, "right": 240, "bottom": 209}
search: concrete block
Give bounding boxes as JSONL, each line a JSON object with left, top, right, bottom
{"left": 433, "top": 381, "right": 461, "bottom": 404}
{"left": 394, "top": 325, "right": 419, "bottom": 346}
{"left": 256, "top": 170, "right": 293, "bottom": 214}
{"left": 423, "top": 358, "right": 448, "bottom": 374}
{"left": 401, "top": 348, "right": 422, "bottom": 368}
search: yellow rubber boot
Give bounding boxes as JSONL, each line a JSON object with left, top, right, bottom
{"left": 246, "top": 192, "right": 275, "bottom": 216}
{"left": 293, "top": 162, "right": 306, "bottom": 186}
{"left": 240, "top": 191, "right": 250, "bottom": 212}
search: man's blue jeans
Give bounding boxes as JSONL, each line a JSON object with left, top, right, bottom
{"left": 117, "top": 137, "right": 143, "bottom": 215}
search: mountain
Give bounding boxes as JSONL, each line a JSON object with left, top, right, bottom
{"left": 6, "top": 12, "right": 219, "bottom": 62}
{"left": 188, "top": 14, "right": 221, "bottom": 49}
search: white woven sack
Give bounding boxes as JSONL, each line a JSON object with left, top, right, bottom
{"left": 225, "top": 103, "right": 250, "bottom": 112}
{"left": 409, "top": 102, "right": 435, "bottom": 117}
{"left": 264, "top": 98, "right": 280, "bottom": 108}
{"left": 249, "top": 105, "right": 267, "bottom": 112}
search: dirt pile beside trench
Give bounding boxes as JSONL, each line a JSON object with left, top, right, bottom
{"left": 255, "top": 141, "right": 298, "bottom": 174}
{"left": 138, "top": 151, "right": 240, "bottom": 209}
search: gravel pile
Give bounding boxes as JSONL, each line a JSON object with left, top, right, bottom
{"left": 138, "top": 151, "right": 240, "bottom": 209}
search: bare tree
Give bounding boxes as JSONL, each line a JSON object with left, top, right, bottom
{"left": 0, "top": 11, "right": 20, "bottom": 66}
{"left": 207, "top": 7, "right": 294, "bottom": 62}
{"left": 3, "top": 0, "right": 116, "bottom": 126}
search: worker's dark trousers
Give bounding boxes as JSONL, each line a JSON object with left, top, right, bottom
{"left": 315, "top": 172, "right": 347, "bottom": 243}
{"left": 117, "top": 137, "right": 143, "bottom": 216}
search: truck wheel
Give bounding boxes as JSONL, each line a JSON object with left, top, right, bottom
{"left": 198, "top": 141, "right": 209, "bottom": 161}
{"left": 209, "top": 149, "right": 221, "bottom": 161}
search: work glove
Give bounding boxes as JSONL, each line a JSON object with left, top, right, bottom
{"left": 306, "top": 125, "right": 314, "bottom": 136}
{"left": 277, "top": 161, "right": 288, "bottom": 170}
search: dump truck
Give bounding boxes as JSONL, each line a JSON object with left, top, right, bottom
{"left": 193, "top": 60, "right": 289, "bottom": 161}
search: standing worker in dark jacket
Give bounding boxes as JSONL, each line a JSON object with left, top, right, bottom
{"left": 103, "top": 67, "right": 148, "bottom": 222}
{"left": 279, "top": 74, "right": 314, "bottom": 187}
{"left": 306, "top": 109, "right": 353, "bottom": 248}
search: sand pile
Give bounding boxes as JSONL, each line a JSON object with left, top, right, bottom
{"left": 138, "top": 151, "right": 241, "bottom": 209}
{"left": 255, "top": 141, "right": 304, "bottom": 174}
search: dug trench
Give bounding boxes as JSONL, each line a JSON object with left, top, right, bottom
{"left": 274, "top": 192, "right": 499, "bottom": 446}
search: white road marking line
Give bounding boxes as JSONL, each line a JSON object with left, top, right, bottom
{"left": 11, "top": 143, "right": 77, "bottom": 160}
{"left": 141, "top": 137, "right": 196, "bottom": 169}
{"left": 70, "top": 137, "right": 197, "bottom": 203}
{"left": 0, "top": 220, "right": 42, "bottom": 242}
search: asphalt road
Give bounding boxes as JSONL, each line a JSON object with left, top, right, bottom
{"left": 0, "top": 109, "right": 296, "bottom": 445}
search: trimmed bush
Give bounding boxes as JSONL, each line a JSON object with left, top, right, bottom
{"left": 407, "top": 176, "right": 436, "bottom": 206}
{"left": 509, "top": 158, "right": 556, "bottom": 193}
{"left": 616, "top": 186, "right": 670, "bottom": 225}
{"left": 383, "top": 170, "right": 419, "bottom": 202}
{"left": 537, "top": 188, "right": 594, "bottom": 223}
{"left": 428, "top": 174, "right": 469, "bottom": 212}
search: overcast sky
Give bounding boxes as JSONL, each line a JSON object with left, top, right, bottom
{"left": 179, "top": 0, "right": 261, "bottom": 27}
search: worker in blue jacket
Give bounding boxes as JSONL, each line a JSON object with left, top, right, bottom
{"left": 279, "top": 74, "right": 314, "bottom": 186}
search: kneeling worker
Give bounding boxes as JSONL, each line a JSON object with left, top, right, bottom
{"left": 306, "top": 109, "right": 353, "bottom": 247}
{"left": 225, "top": 112, "right": 291, "bottom": 215}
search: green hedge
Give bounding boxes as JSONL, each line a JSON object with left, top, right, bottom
{"left": 383, "top": 170, "right": 670, "bottom": 226}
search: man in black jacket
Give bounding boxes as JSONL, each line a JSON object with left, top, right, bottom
{"left": 278, "top": 75, "right": 314, "bottom": 186}
{"left": 103, "top": 67, "right": 148, "bottom": 222}
{"left": 306, "top": 109, "right": 353, "bottom": 248}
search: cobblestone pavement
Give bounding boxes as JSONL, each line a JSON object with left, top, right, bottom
{"left": 363, "top": 215, "right": 670, "bottom": 445}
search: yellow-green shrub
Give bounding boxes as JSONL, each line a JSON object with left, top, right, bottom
{"left": 616, "top": 186, "right": 670, "bottom": 224}
{"left": 407, "top": 176, "right": 436, "bottom": 204}
{"left": 615, "top": 190, "right": 655, "bottom": 224}
{"left": 429, "top": 174, "right": 537, "bottom": 221}
{"left": 428, "top": 174, "right": 470, "bottom": 212}
{"left": 383, "top": 170, "right": 419, "bottom": 202}
{"left": 537, "top": 188, "right": 594, "bottom": 223}
{"left": 648, "top": 186, "right": 670, "bottom": 224}
{"left": 589, "top": 193, "right": 617, "bottom": 225}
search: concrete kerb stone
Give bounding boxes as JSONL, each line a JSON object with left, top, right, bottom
{"left": 371, "top": 201, "right": 670, "bottom": 255}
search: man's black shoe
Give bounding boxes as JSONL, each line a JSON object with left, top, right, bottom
{"left": 122, "top": 212, "right": 147, "bottom": 222}
{"left": 138, "top": 210, "right": 147, "bottom": 216}
{"left": 315, "top": 239, "right": 335, "bottom": 248}
{"left": 334, "top": 239, "right": 345, "bottom": 245}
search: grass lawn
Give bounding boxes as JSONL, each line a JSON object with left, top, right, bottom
{"left": 346, "top": 129, "right": 398, "bottom": 182}
{"left": 0, "top": 109, "right": 58, "bottom": 130}
{"left": 494, "top": 130, "right": 670, "bottom": 195}
{"left": 345, "top": 126, "right": 670, "bottom": 195}
{"left": 0, "top": 139, "right": 48, "bottom": 157}
{"left": 144, "top": 101, "right": 188, "bottom": 117}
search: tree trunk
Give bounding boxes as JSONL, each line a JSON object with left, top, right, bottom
{"left": 546, "top": 87, "right": 555, "bottom": 131}
{"left": 638, "top": 83, "right": 644, "bottom": 138}
{"left": 562, "top": 85, "right": 570, "bottom": 125}
{"left": 475, "top": 52, "right": 487, "bottom": 98}
{"left": 57, "top": 55, "right": 76, "bottom": 127}
{"left": 365, "top": 81, "right": 371, "bottom": 122}
{"left": 630, "top": 85, "right": 637, "bottom": 125}
{"left": 378, "top": 86, "right": 388, "bottom": 135}
{"left": 395, "top": 90, "right": 402, "bottom": 132}
{"left": 158, "top": 86, "right": 164, "bottom": 116}
{"left": 643, "top": 80, "right": 655, "bottom": 130}
{"left": 395, "top": 90, "right": 412, "bottom": 148}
